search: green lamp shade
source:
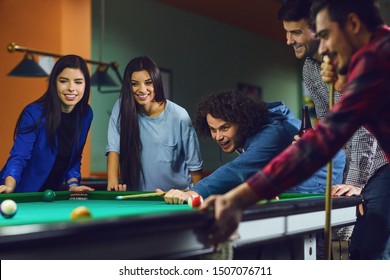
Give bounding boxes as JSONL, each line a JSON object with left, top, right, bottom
{"left": 90, "top": 65, "right": 119, "bottom": 87}
{"left": 8, "top": 53, "right": 48, "bottom": 77}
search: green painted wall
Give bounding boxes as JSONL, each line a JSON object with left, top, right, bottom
{"left": 90, "top": 0, "right": 302, "bottom": 173}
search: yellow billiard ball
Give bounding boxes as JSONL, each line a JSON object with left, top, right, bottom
{"left": 70, "top": 206, "right": 92, "bottom": 220}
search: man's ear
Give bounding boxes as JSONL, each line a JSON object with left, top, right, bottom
{"left": 345, "top": 12, "right": 362, "bottom": 35}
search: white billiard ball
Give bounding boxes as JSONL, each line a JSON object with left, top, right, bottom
{"left": 0, "top": 199, "right": 17, "bottom": 219}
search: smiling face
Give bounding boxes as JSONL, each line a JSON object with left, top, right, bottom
{"left": 131, "top": 70, "right": 155, "bottom": 107}
{"left": 56, "top": 67, "right": 85, "bottom": 113}
{"left": 206, "top": 114, "right": 242, "bottom": 154}
{"left": 316, "top": 8, "right": 354, "bottom": 75}
{"left": 283, "top": 18, "right": 319, "bottom": 59}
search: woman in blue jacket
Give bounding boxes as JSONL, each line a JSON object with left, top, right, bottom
{"left": 0, "top": 55, "right": 94, "bottom": 193}
{"left": 163, "top": 90, "right": 345, "bottom": 203}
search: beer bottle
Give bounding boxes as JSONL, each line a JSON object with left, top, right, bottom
{"left": 299, "top": 105, "right": 313, "bottom": 136}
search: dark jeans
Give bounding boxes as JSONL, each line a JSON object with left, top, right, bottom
{"left": 350, "top": 164, "right": 390, "bottom": 260}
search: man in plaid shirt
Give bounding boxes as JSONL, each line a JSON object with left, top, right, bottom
{"left": 278, "top": 0, "right": 388, "bottom": 257}
{"left": 203, "top": 0, "right": 390, "bottom": 260}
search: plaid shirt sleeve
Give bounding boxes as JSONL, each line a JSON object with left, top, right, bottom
{"left": 303, "top": 54, "right": 388, "bottom": 189}
{"left": 247, "top": 28, "right": 390, "bottom": 199}
{"left": 344, "top": 127, "right": 377, "bottom": 187}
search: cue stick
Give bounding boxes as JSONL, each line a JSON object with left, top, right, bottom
{"left": 116, "top": 190, "right": 190, "bottom": 200}
{"left": 324, "top": 82, "right": 335, "bottom": 260}
{"left": 116, "top": 192, "right": 166, "bottom": 200}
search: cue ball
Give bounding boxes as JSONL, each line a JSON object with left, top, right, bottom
{"left": 70, "top": 206, "right": 92, "bottom": 220}
{"left": 188, "top": 195, "right": 204, "bottom": 208}
{"left": 0, "top": 199, "right": 17, "bottom": 219}
{"left": 43, "top": 189, "right": 56, "bottom": 202}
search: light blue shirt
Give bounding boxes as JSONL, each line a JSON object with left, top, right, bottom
{"left": 106, "top": 99, "right": 203, "bottom": 191}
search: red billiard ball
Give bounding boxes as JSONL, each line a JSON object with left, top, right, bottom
{"left": 0, "top": 199, "right": 17, "bottom": 219}
{"left": 43, "top": 189, "right": 56, "bottom": 202}
{"left": 70, "top": 206, "right": 92, "bottom": 220}
{"left": 188, "top": 195, "right": 204, "bottom": 208}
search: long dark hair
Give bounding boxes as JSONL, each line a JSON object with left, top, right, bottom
{"left": 119, "top": 56, "right": 166, "bottom": 189}
{"left": 14, "top": 54, "right": 91, "bottom": 148}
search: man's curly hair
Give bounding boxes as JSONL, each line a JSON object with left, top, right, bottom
{"left": 194, "top": 90, "right": 269, "bottom": 139}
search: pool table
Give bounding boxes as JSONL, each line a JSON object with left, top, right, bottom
{"left": 0, "top": 191, "right": 362, "bottom": 260}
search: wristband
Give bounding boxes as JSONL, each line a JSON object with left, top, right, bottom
{"left": 67, "top": 181, "right": 79, "bottom": 188}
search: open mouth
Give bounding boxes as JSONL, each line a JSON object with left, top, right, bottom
{"left": 64, "top": 94, "right": 77, "bottom": 101}
{"left": 218, "top": 140, "right": 230, "bottom": 150}
{"left": 136, "top": 93, "right": 149, "bottom": 100}
{"left": 293, "top": 44, "right": 303, "bottom": 50}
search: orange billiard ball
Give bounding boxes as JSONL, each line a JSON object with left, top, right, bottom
{"left": 188, "top": 195, "right": 204, "bottom": 208}
{"left": 70, "top": 206, "right": 92, "bottom": 220}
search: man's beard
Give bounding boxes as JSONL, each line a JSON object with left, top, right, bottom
{"left": 307, "top": 39, "right": 320, "bottom": 58}
{"left": 339, "top": 64, "right": 348, "bottom": 75}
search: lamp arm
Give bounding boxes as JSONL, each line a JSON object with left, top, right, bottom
{"left": 7, "top": 42, "right": 113, "bottom": 67}
{"left": 8, "top": 42, "right": 122, "bottom": 93}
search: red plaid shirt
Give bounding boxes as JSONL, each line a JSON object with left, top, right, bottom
{"left": 248, "top": 26, "right": 390, "bottom": 199}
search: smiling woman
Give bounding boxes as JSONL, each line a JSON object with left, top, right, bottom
{"left": 0, "top": 55, "right": 94, "bottom": 194}
{"left": 56, "top": 68, "right": 86, "bottom": 113}
{"left": 105, "top": 56, "right": 203, "bottom": 193}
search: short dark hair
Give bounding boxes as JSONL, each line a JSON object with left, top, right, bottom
{"left": 194, "top": 90, "right": 269, "bottom": 140}
{"left": 311, "top": 0, "right": 384, "bottom": 32}
{"left": 278, "top": 0, "right": 314, "bottom": 22}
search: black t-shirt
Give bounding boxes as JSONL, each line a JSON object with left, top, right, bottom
{"left": 41, "top": 111, "right": 77, "bottom": 191}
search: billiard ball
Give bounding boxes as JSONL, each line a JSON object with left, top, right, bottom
{"left": 188, "top": 195, "right": 204, "bottom": 208}
{"left": 70, "top": 206, "right": 92, "bottom": 220}
{"left": 43, "top": 189, "right": 56, "bottom": 202}
{"left": 0, "top": 199, "right": 17, "bottom": 219}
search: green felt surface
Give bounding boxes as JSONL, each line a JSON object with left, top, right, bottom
{"left": 0, "top": 191, "right": 324, "bottom": 227}
{"left": 0, "top": 191, "right": 194, "bottom": 226}
{"left": 257, "top": 192, "right": 324, "bottom": 204}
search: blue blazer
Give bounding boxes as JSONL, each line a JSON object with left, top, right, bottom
{"left": 0, "top": 102, "right": 93, "bottom": 192}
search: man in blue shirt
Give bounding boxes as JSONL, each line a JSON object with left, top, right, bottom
{"left": 163, "top": 90, "right": 344, "bottom": 204}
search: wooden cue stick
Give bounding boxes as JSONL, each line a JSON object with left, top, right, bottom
{"left": 116, "top": 189, "right": 190, "bottom": 200}
{"left": 116, "top": 192, "right": 166, "bottom": 199}
{"left": 324, "top": 82, "right": 335, "bottom": 260}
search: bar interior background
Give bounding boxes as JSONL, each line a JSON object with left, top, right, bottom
{"left": 1, "top": 0, "right": 390, "bottom": 177}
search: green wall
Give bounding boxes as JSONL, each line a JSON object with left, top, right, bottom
{"left": 90, "top": 0, "right": 301, "bottom": 173}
